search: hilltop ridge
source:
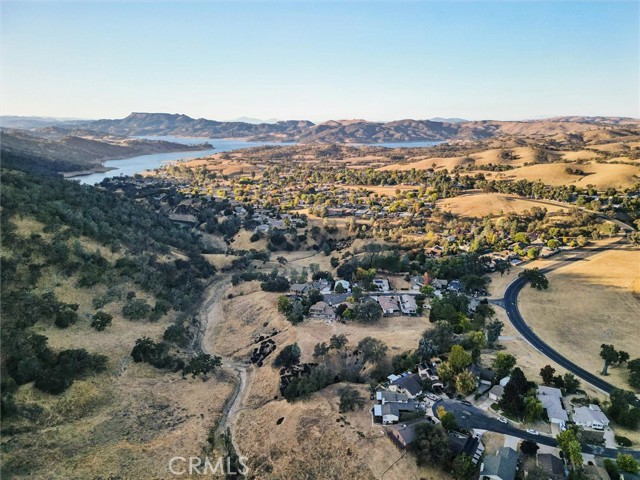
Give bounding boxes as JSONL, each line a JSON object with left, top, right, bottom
{"left": 79, "top": 112, "right": 640, "bottom": 143}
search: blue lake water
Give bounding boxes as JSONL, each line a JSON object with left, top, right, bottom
{"left": 74, "top": 137, "right": 442, "bottom": 185}
{"left": 75, "top": 137, "right": 292, "bottom": 185}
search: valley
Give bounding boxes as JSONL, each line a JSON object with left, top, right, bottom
{"left": 2, "top": 115, "right": 640, "bottom": 479}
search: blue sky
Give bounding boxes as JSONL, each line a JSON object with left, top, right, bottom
{"left": 1, "top": 1, "right": 638, "bottom": 121}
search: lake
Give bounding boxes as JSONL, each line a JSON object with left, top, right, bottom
{"left": 75, "top": 137, "right": 442, "bottom": 185}
{"left": 75, "top": 137, "right": 292, "bottom": 185}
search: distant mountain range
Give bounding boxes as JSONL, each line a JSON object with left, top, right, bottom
{"left": 3, "top": 113, "right": 639, "bottom": 144}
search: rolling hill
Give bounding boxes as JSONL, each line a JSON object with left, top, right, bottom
{"left": 80, "top": 113, "right": 640, "bottom": 144}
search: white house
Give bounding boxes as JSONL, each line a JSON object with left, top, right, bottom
{"left": 573, "top": 404, "right": 609, "bottom": 430}
{"left": 399, "top": 294, "right": 418, "bottom": 315}
{"left": 373, "top": 403, "right": 399, "bottom": 424}
{"left": 334, "top": 280, "right": 351, "bottom": 293}
{"left": 536, "top": 386, "right": 568, "bottom": 425}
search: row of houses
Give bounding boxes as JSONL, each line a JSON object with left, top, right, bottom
{"left": 376, "top": 294, "right": 418, "bottom": 316}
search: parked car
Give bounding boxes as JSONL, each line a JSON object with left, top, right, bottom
{"left": 461, "top": 400, "right": 472, "bottom": 406}
{"left": 498, "top": 417, "right": 508, "bottom": 424}
{"left": 426, "top": 394, "right": 439, "bottom": 401}
{"left": 526, "top": 429, "right": 539, "bottom": 435}
{"left": 560, "top": 422, "right": 567, "bottom": 432}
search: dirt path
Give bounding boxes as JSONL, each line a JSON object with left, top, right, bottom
{"left": 196, "top": 276, "right": 251, "bottom": 457}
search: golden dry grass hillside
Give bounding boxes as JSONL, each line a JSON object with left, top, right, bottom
{"left": 484, "top": 162, "right": 640, "bottom": 189}
{"left": 2, "top": 216, "right": 236, "bottom": 479}
{"left": 436, "top": 193, "right": 568, "bottom": 218}
{"left": 519, "top": 244, "right": 640, "bottom": 391}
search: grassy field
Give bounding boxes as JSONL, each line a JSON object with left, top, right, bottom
{"left": 518, "top": 244, "right": 640, "bottom": 391}
{"left": 234, "top": 383, "right": 450, "bottom": 479}
{"left": 436, "top": 193, "right": 568, "bottom": 218}
{"left": 484, "top": 162, "right": 640, "bottom": 190}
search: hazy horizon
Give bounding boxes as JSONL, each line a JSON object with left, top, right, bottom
{"left": 2, "top": 1, "right": 638, "bottom": 121}
{"left": 1, "top": 111, "right": 639, "bottom": 125}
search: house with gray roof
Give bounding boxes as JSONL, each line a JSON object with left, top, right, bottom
{"left": 389, "top": 373, "right": 423, "bottom": 398}
{"left": 480, "top": 447, "right": 518, "bottom": 480}
{"left": 537, "top": 385, "right": 568, "bottom": 425}
{"left": 373, "top": 400, "right": 416, "bottom": 425}
{"left": 573, "top": 404, "right": 609, "bottom": 430}
{"left": 376, "top": 391, "right": 410, "bottom": 404}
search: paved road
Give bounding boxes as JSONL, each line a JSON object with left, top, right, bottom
{"left": 502, "top": 231, "right": 639, "bottom": 395}
{"left": 435, "top": 399, "right": 640, "bottom": 459}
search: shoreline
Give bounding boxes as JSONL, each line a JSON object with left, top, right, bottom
{"left": 62, "top": 144, "right": 213, "bottom": 178}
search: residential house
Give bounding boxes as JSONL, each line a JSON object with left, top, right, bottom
{"left": 334, "top": 280, "right": 351, "bottom": 293}
{"left": 388, "top": 424, "right": 417, "bottom": 448}
{"left": 480, "top": 447, "right": 518, "bottom": 480}
{"left": 378, "top": 296, "right": 401, "bottom": 316}
{"left": 399, "top": 294, "right": 418, "bottom": 315}
{"left": 389, "top": 373, "right": 423, "bottom": 399}
{"left": 431, "top": 278, "right": 448, "bottom": 289}
{"left": 289, "top": 283, "right": 310, "bottom": 296}
{"left": 308, "top": 301, "right": 336, "bottom": 321}
{"left": 573, "top": 404, "right": 609, "bottom": 430}
{"left": 373, "top": 400, "right": 416, "bottom": 425}
{"left": 488, "top": 385, "right": 504, "bottom": 402}
{"left": 536, "top": 386, "right": 568, "bottom": 425}
{"left": 584, "top": 464, "right": 612, "bottom": 480}
{"left": 418, "top": 363, "right": 438, "bottom": 381}
{"left": 373, "top": 278, "right": 391, "bottom": 292}
{"left": 449, "top": 280, "right": 463, "bottom": 292}
{"left": 449, "top": 433, "right": 485, "bottom": 465}
{"left": 311, "top": 279, "right": 332, "bottom": 295}
{"left": 410, "top": 275, "right": 425, "bottom": 291}
{"left": 376, "top": 391, "right": 410, "bottom": 405}
{"left": 525, "top": 454, "right": 564, "bottom": 480}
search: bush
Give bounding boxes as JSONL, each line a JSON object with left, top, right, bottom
{"left": 122, "top": 298, "right": 152, "bottom": 320}
{"left": 91, "top": 312, "right": 113, "bottom": 331}
{"left": 616, "top": 435, "right": 633, "bottom": 447}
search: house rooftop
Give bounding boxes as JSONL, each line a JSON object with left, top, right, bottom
{"left": 391, "top": 373, "right": 423, "bottom": 396}
{"left": 376, "top": 391, "right": 410, "bottom": 404}
{"left": 573, "top": 404, "right": 609, "bottom": 426}
{"left": 537, "top": 386, "right": 568, "bottom": 422}
{"left": 481, "top": 447, "right": 518, "bottom": 480}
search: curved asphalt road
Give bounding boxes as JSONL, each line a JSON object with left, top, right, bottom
{"left": 434, "top": 399, "right": 640, "bottom": 459}
{"left": 503, "top": 231, "right": 637, "bottom": 395}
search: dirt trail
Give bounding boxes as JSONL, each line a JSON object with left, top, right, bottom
{"left": 196, "top": 276, "right": 251, "bottom": 457}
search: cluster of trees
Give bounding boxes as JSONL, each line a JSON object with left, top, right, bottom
{"left": 410, "top": 422, "right": 476, "bottom": 479}
{"left": 282, "top": 336, "right": 393, "bottom": 402}
{"left": 131, "top": 337, "right": 222, "bottom": 379}
{"left": 498, "top": 368, "right": 543, "bottom": 421}
{"left": 1, "top": 167, "right": 220, "bottom": 418}
{"left": 539, "top": 365, "right": 581, "bottom": 394}
{"left": 607, "top": 389, "right": 640, "bottom": 429}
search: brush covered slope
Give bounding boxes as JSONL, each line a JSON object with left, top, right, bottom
{"left": 0, "top": 162, "right": 232, "bottom": 478}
